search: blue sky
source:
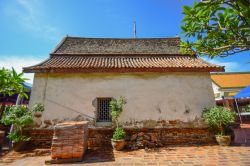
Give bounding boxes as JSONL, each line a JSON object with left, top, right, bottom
{"left": 0, "top": 0, "right": 249, "bottom": 83}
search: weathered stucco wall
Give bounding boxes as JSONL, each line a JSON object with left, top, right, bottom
{"left": 29, "top": 72, "right": 215, "bottom": 128}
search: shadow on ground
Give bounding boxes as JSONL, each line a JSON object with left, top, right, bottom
{"left": 80, "top": 148, "right": 115, "bottom": 164}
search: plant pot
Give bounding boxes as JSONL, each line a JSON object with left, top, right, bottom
{"left": 34, "top": 112, "right": 42, "bottom": 118}
{"left": 0, "top": 131, "right": 5, "bottom": 150}
{"left": 13, "top": 141, "right": 29, "bottom": 152}
{"left": 111, "top": 139, "right": 126, "bottom": 151}
{"left": 215, "top": 135, "right": 231, "bottom": 146}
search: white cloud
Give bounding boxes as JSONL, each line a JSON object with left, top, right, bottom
{"left": 202, "top": 57, "right": 240, "bottom": 72}
{"left": 3, "top": 0, "right": 61, "bottom": 41}
{"left": 0, "top": 55, "right": 45, "bottom": 84}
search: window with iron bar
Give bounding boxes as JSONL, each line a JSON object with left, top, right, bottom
{"left": 97, "top": 98, "right": 112, "bottom": 122}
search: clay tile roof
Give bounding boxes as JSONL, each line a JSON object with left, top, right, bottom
{"left": 23, "top": 36, "right": 224, "bottom": 73}
{"left": 211, "top": 72, "right": 250, "bottom": 88}
{"left": 53, "top": 36, "right": 182, "bottom": 55}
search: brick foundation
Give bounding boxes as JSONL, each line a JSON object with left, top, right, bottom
{"left": 24, "top": 129, "right": 54, "bottom": 148}
{"left": 88, "top": 128, "right": 215, "bottom": 149}
{"left": 25, "top": 127, "right": 214, "bottom": 149}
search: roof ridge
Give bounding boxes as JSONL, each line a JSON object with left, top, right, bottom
{"left": 51, "top": 53, "right": 191, "bottom": 57}
{"left": 65, "top": 36, "right": 181, "bottom": 40}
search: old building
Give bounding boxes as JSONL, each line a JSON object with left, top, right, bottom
{"left": 23, "top": 36, "right": 224, "bottom": 128}
{"left": 211, "top": 72, "right": 250, "bottom": 100}
{"left": 23, "top": 36, "right": 224, "bottom": 148}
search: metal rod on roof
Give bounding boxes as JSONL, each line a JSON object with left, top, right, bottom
{"left": 134, "top": 20, "right": 137, "bottom": 38}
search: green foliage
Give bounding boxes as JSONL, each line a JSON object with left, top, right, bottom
{"left": 7, "top": 131, "right": 31, "bottom": 142}
{"left": 0, "top": 68, "right": 29, "bottom": 98}
{"left": 2, "top": 106, "right": 32, "bottom": 126}
{"left": 2, "top": 106, "right": 33, "bottom": 127}
{"left": 112, "top": 127, "right": 126, "bottom": 140}
{"left": 32, "top": 103, "right": 45, "bottom": 112}
{"left": 110, "top": 97, "right": 127, "bottom": 141}
{"left": 1, "top": 103, "right": 44, "bottom": 142}
{"left": 110, "top": 96, "right": 126, "bottom": 122}
{"left": 202, "top": 106, "right": 236, "bottom": 135}
{"left": 181, "top": 0, "right": 250, "bottom": 57}
{"left": 0, "top": 68, "right": 29, "bottom": 118}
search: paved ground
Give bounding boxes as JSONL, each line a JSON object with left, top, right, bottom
{"left": 1, "top": 145, "right": 250, "bottom": 166}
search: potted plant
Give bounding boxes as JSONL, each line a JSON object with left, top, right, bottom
{"left": 202, "top": 106, "right": 236, "bottom": 146}
{"left": 32, "top": 103, "right": 44, "bottom": 118}
{"left": 110, "top": 96, "right": 126, "bottom": 150}
{"left": 112, "top": 127, "right": 126, "bottom": 150}
{"left": 1, "top": 104, "right": 44, "bottom": 151}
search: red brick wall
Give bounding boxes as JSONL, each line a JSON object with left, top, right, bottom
{"left": 25, "top": 127, "right": 215, "bottom": 149}
{"left": 24, "top": 129, "right": 54, "bottom": 148}
{"left": 88, "top": 128, "right": 215, "bottom": 149}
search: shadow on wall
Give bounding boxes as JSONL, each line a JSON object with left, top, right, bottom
{"left": 47, "top": 99, "right": 94, "bottom": 120}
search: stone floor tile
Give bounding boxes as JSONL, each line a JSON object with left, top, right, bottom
{"left": 1, "top": 145, "right": 250, "bottom": 165}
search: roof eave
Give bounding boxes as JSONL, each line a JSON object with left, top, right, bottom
{"left": 22, "top": 57, "right": 51, "bottom": 73}
{"left": 23, "top": 66, "right": 225, "bottom": 74}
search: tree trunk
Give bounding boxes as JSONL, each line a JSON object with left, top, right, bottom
{"left": 9, "top": 94, "right": 22, "bottom": 145}
{"left": 15, "top": 94, "right": 21, "bottom": 106}
{"left": 116, "top": 119, "right": 119, "bottom": 128}
{"left": 220, "top": 125, "right": 224, "bottom": 135}
{"left": 0, "top": 102, "right": 6, "bottom": 119}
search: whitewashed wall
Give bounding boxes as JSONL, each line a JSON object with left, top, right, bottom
{"left": 29, "top": 72, "right": 215, "bottom": 127}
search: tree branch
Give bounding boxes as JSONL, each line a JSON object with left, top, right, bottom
{"left": 234, "top": 1, "right": 250, "bottom": 25}
{"left": 212, "top": 44, "right": 250, "bottom": 50}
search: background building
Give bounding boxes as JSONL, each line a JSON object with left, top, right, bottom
{"left": 211, "top": 72, "right": 250, "bottom": 100}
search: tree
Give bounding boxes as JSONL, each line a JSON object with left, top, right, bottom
{"left": 181, "top": 0, "right": 250, "bottom": 57}
{"left": 110, "top": 96, "right": 126, "bottom": 128}
{"left": 0, "top": 68, "right": 28, "bottom": 118}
